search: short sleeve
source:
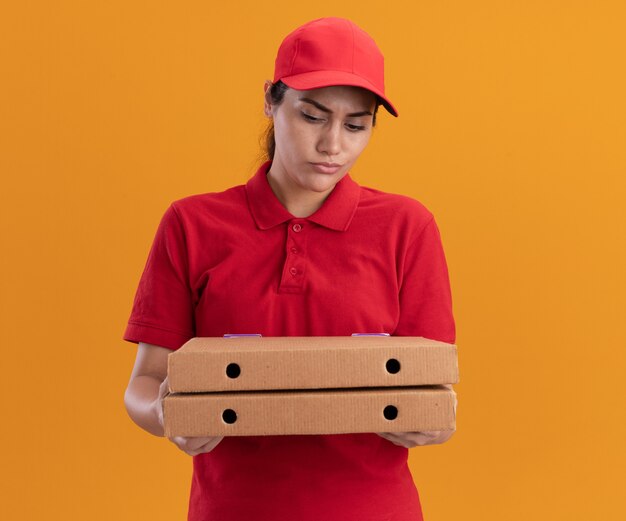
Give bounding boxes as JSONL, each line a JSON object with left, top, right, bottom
{"left": 393, "top": 216, "right": 456, "bottom": 344}
{"left": 123, "top": 204, "right": 194, "bottom": 350}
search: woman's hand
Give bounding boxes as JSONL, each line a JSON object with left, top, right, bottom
{"left": 155, "top": 376, "right": 224, "bottom": 456}
{"left": 378, "top": 384, "right": 457, "bottom": 448}
{"left": 377, "top": 430, "right": 454, "bottom": 448}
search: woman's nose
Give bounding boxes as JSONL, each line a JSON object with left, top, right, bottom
{"left": 317, "top": 123, "right": 341, "bottom": 157}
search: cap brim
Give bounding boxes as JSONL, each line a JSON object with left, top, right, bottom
{"left": 281, "top": 70, "right": 399, "bottom": 117}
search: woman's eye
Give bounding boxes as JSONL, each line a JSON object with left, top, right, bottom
{"left": 301, "top": 112, "right": 365, "bottom": 131}
{"left": 302, "top": 112, "right": 321, "bottom": 122}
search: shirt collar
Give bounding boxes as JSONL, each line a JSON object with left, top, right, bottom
{"left": 245, "top": 161, "right": 361, "bottom": 232}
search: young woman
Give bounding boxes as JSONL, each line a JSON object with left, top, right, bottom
{"left": 123, "top": 17, "right": 455, "bottom": 521}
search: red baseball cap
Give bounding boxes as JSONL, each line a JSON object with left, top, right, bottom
{"left": 273, "top": 17, "right": 399, "bottom": 117}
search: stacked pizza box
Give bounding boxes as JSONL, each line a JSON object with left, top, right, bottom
{"left": 163, "top": 335, "right": 459, "bottom": 437}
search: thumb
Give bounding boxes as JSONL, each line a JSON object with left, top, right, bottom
{"left": 156, "top": 376, "right": 170, "bottom": 428}
{"left": 159, "top": 375, "right": 170, "bottom": 397}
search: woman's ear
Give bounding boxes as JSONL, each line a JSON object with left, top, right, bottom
{"left": 263, "top": 80, "right": 273, "bottom": 118}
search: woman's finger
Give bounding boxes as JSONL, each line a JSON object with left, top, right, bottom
{"left": 404, "top": 431, "right": 441, "bottom": 446}
{"left": 171, "top": 436, "right": 209, "bottom": 451}
{"left": 186, "top": 436, "right": 219, "bottom": 452}
{"left": 194, "top": 436, "right": 224, "bottom": 454}
{"left": 378, "top": 431, "right": 442, "bottom": 448}
{"left": 158, "top": 376, "right": 169, "bottom": 398}
{"left": 377, "top": 432, "right": 408, "bottom": 447}
{"left": 170, "top": 436, "right": 224, "bottom": 456}
{"left": 155, "top": 376, "right": 170, "bottom": 428}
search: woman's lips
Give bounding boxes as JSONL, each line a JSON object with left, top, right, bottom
{"left": 310, "top": 162, "right": 342, "bottom": 175}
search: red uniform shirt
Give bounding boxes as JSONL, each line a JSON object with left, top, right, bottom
{"left": 124, "top": 161, "right": 455, "bottom": 521}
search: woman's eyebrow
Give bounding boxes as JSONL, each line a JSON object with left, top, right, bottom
{"left": 299, "top": 97, "right": 373, "bottom": 117}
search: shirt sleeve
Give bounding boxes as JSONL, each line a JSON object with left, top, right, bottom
{"left": 393, "top": 216, "right": 456, "bottom": 344}
{"left": 123, "top": 204, "right": 195, "bottom": 350}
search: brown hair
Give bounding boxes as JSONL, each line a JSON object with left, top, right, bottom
{"left": 262, "top": 81, "right": 381, "bottom": 161}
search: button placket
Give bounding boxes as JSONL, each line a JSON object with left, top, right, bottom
{"left": 280, "top": 220, "right": 308, "bottom": 292}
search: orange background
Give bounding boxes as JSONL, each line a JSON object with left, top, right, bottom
{"left": 1, "top": 1, "right": 624, "bottom": 520}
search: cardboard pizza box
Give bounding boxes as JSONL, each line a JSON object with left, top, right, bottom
{"left": 163, "top": 385, "right": 456, "bottom": 437}
{"left": 168, "top": 336, "right": 458, "bottom": 393}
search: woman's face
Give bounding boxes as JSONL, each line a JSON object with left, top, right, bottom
{"left": 266, "top": 84, "right": 377, "bottom": 198}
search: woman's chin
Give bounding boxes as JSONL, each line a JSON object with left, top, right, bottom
{"left": 302, "top": 170, "right": 346, "bottom": 193}
{"left": 302, "top": 179, "right": 338, "bottom": 195}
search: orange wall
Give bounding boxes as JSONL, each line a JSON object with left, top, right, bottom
{"left": 1, "top": 2, "right": 624, "bottom": 520}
